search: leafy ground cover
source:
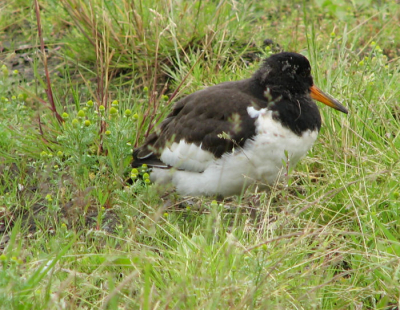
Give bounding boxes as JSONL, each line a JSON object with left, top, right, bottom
{"left": 1, "top": 0, "right": 400, "bottom": 308}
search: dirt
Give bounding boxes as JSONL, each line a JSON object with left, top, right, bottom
{"left": 0, "top": 162, "right": 121, "bottom": 251}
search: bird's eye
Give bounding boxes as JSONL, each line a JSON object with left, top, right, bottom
{"left": 302, "top": 69, "right": 311, "bottom": 78}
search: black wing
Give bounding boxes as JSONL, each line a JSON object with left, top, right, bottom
{"left": 133, "top": 79, "right": 269, "bottom": 168}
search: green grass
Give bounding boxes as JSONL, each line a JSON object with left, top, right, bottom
{"left": 1, "top": 0, "right": 400, "bottom": 308}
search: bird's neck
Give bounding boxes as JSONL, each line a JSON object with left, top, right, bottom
{"left": 267, "top": 90, "right": 322, "bottom": 135}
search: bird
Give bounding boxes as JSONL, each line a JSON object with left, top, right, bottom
{"left": 132, "top": 52, "right": 348, "bottom": 197}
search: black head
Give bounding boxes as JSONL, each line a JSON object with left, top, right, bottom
{"left": 253, "top": 52, "right": 348, "bottom": 115}
{"left": 254, "top": 52, "right": 314, "bottom": 95}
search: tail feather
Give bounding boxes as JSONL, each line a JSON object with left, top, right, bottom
{"left": 132, "top": 148, "right": 169, "bottom": 168}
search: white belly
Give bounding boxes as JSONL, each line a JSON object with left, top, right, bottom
{"left": 151, "top": 110, "right": 318, "bottom": 196}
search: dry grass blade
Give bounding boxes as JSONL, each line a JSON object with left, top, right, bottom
{"left": 34, "top": 0, "right": 63, "bottom": 124}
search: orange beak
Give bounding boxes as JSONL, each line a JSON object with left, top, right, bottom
{"left": 310, "top": 85, "right": 348, "bottom": 114}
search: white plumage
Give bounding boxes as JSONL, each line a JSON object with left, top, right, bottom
{"left": 150, "top": 109, "right": 318, "bottom": 196}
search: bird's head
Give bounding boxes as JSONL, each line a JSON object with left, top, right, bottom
{"left": 256, "top": 52, "right": 348, "bottom": 114}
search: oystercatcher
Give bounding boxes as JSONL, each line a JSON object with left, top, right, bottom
{"left": 132, "top": 52, "right": 348, "bottom": 197}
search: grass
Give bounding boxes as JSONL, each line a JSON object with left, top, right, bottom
{"left": 1, "top": 0, "right": 400, "bottom": 308}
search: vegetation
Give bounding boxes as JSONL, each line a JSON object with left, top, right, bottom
{"left": 1, "top": 0, "right": 400, "bottom": 308}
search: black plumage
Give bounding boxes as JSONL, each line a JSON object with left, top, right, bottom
{"left": 134, "top": 52, "right": 341, "bottom": 164}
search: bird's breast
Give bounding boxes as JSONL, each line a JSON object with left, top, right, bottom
{"left": 244, "top": 108, "right": 319, "bottom": 182}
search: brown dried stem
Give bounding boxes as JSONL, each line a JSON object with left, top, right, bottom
{"left": 34, "top": 0, "right": 63, "bottom": 125}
